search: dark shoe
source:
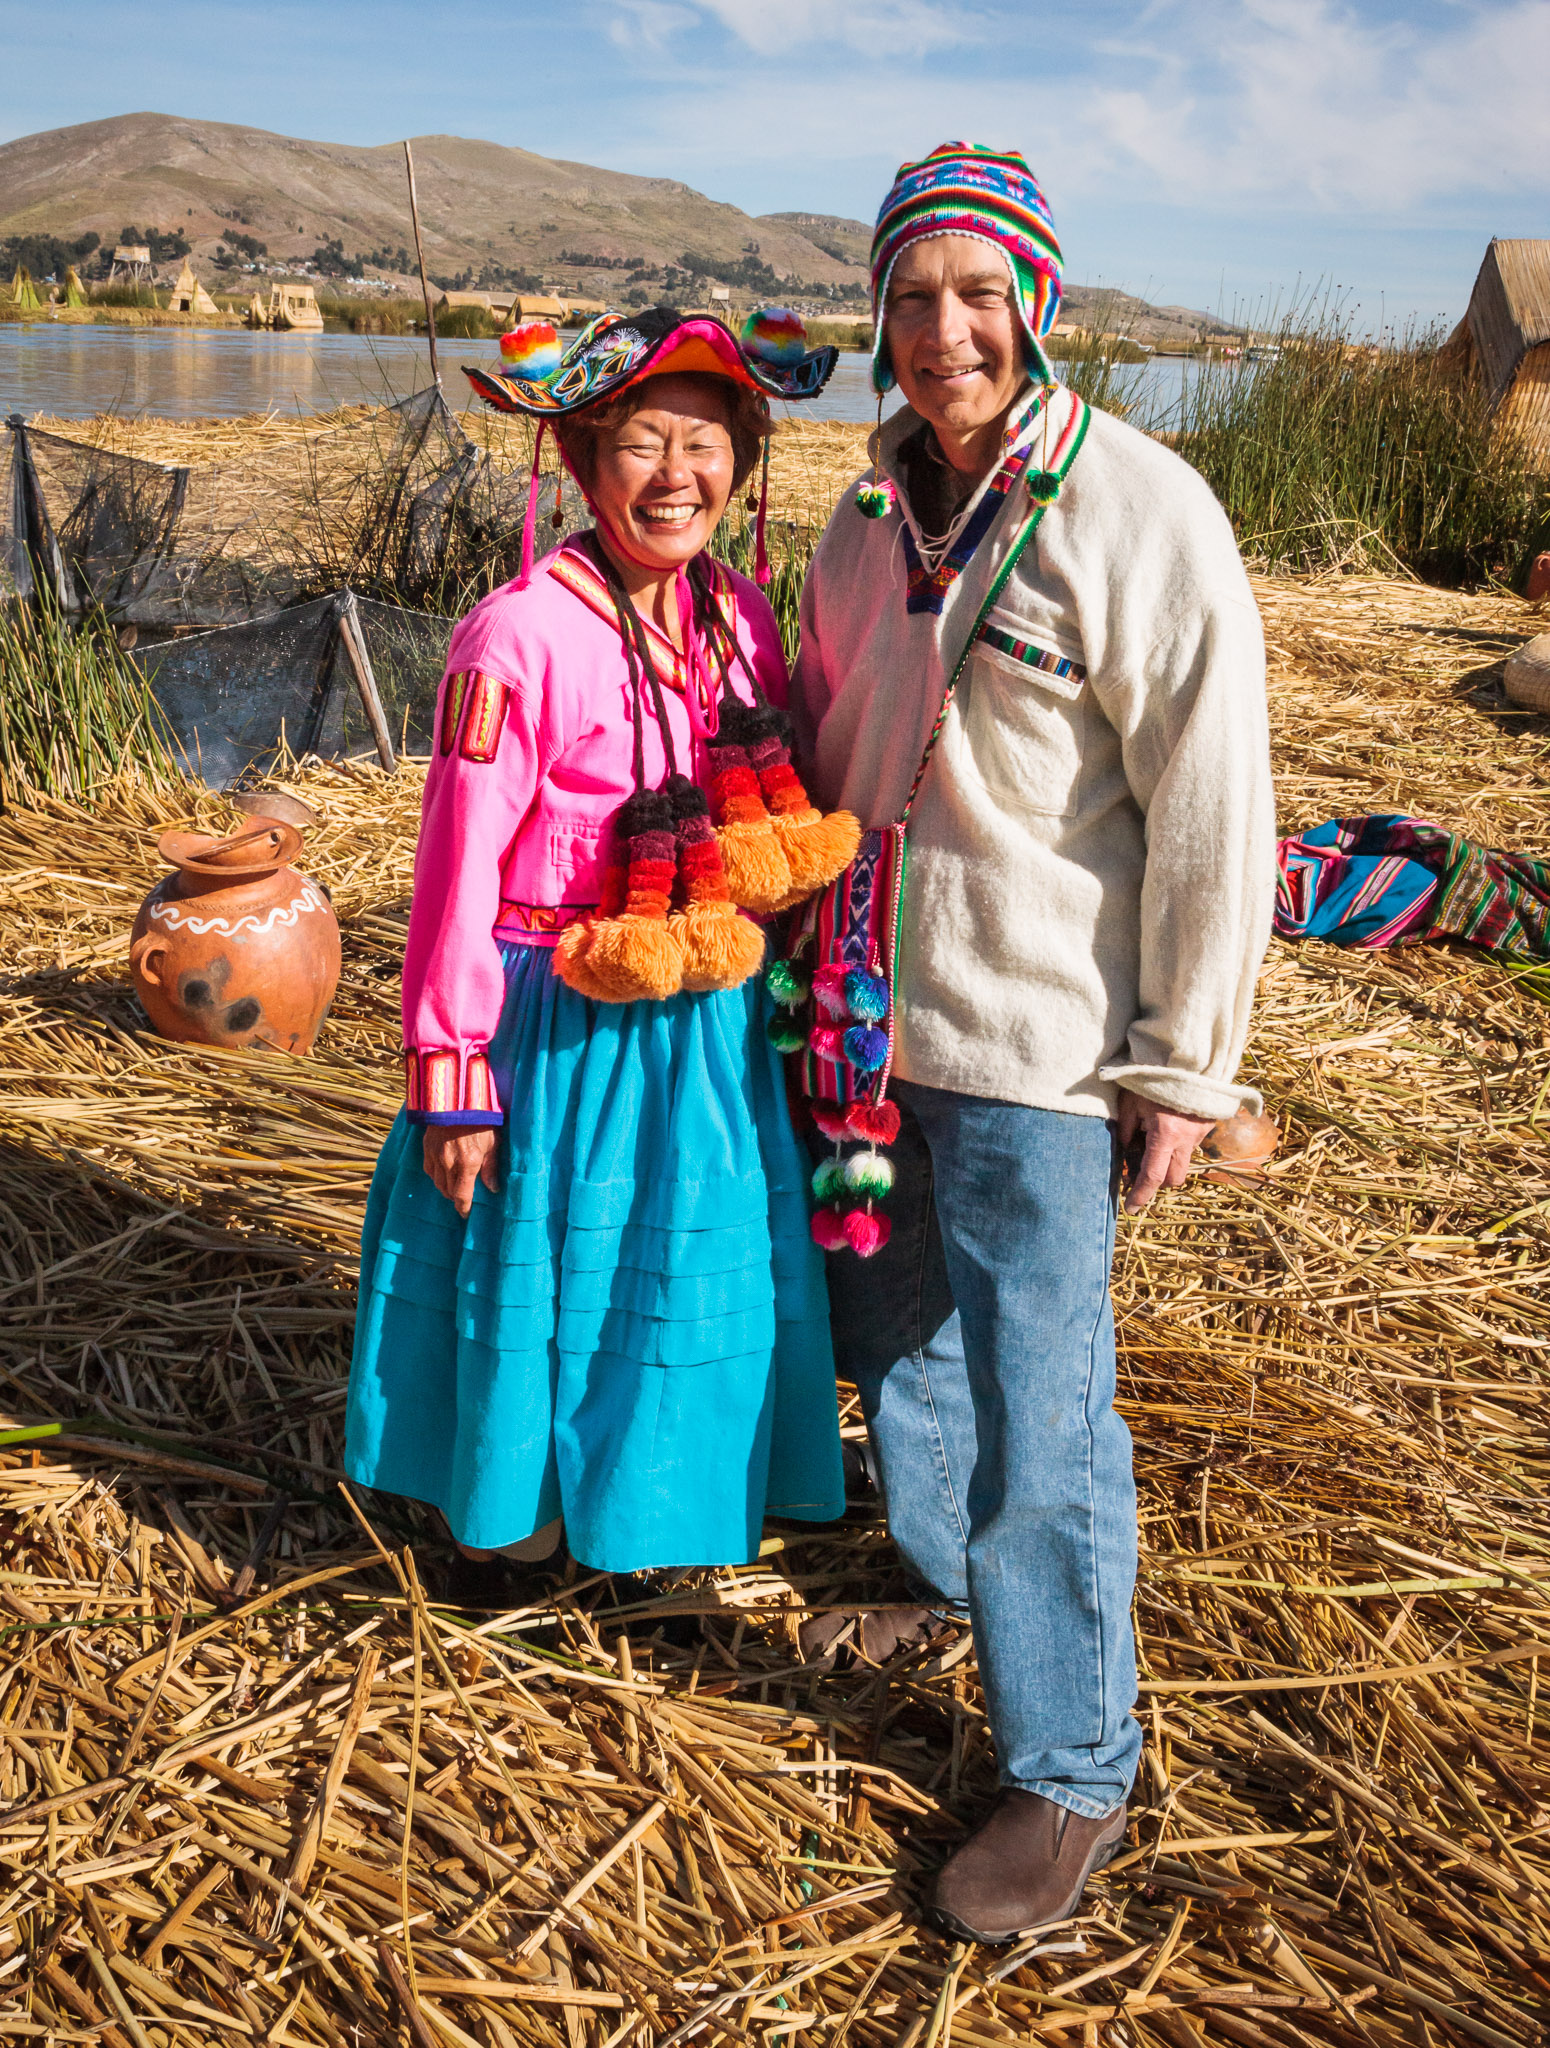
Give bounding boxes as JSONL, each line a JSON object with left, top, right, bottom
{"left": 929, "top": 1790, "right": 1127, "bottom": 1943}
{"left": 435, "top": 1541, "right": 567, "bottom": 1613}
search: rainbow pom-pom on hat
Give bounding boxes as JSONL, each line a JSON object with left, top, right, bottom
{"left": 499, "top": 320, "right": 564, "bottom": 381}
{"left": 869, "top": 141, "right": 1063, "bottom": 395}
{"left": 741, "top": 306, "right": 808, "bottom": 369}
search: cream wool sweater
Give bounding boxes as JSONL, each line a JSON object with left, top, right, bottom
{"left": 791, "top": 386, "right": 1274, "bottom": 1124}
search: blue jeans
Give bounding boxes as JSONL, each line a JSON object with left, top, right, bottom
{"left": 820, "top": 1078, "right": 1141, "bottom": 1817}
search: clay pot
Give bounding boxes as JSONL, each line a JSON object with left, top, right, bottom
{"left": 1199, "top": 1105, "right": 1281, "bottom": 1170}
{"left": 130, "top": 811, "right": 341, "bottom": 1056}
{"left": 1504, "top": 633, "right": 1550, "bottom": 715}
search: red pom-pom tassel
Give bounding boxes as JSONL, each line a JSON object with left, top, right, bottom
{"left": 811, "top": 1207, "right": 849, "bottom": 1252}
{"left": 843, "top": 1209, "right": 891, "bottom": 1258}
{"left": 847, "top": 1100, "right": 901, "bottom": 1145}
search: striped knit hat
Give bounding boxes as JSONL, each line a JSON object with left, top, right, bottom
{"left": 869, "top": 142, "right": 1062, "bottom": 395}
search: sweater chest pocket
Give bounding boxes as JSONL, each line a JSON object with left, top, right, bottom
{"left": 953, "top": 627, "right": 1089, "bottom": 820}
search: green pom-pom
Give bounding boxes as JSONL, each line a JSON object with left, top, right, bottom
{"left": 767, "top": 956, "right": 811, "bottom": 1007}
{"left": 843, "top": 1152, "right": 895, "bottom": 1198}
{"left": 855, "top": 481, "right": 895, "bottom": 519}
{"left": 1026, "top": 469, "right": 1062, "bottom": 504}
{"left": 767, "top": 1014, "right": 807, "bottom": 1054}
{"left": 811, "top": 1156, "right": 847, "bottom": 1203}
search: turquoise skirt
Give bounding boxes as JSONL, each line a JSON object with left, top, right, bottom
{"left": 345, "top": 944, "right": 845, "bottom": 1571}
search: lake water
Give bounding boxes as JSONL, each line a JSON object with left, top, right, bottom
{"left": 0, "top": 319, "right": 1205, "bottom": 429}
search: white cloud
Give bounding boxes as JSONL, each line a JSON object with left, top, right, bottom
{"left": 608, "top": 1, "right": 699, "bottom": 49}
{"left": 597, "top": 0, "right": 1548, "bottom": 217}
{"left": 1078, "top": 0, "right": 1550, "bottom": 211}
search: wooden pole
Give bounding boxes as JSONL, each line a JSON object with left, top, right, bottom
{"left": 402, "top": 140, "right": 441, "bottom": 389}
{"left": 337, "top": 591, "right": 398, "bottom": 773}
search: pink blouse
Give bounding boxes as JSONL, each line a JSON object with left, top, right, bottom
{"left": 402, "top": 538, "right": 789, "bottom": 1125}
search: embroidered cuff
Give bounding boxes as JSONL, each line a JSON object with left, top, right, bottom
{"left": 404, "top": 1047, "right": 504, "bottom": 1126}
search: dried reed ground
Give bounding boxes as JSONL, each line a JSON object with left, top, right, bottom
{"left": 1, "top": 568, "right": 1549, "bottom": 2045}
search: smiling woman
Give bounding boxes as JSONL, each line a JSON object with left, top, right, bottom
{"left": 345, "top": 302, "right": 861, "bottom": 1607}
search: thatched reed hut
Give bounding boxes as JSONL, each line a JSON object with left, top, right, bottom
{"left": 1444, "top": 237, "right": 1550, "bottom": 467}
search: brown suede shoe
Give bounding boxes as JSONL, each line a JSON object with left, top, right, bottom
{"left": 929, "top": 1790, "right": 1127, "bottom": 1943}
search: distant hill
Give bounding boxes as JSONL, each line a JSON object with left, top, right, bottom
{"left": 0, "top": 116, "right": 1237, "bottom": 337}
{"left": 0, "top": 113, "right": 867, "bottom": 306}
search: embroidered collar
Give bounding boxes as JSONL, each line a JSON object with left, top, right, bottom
{"left": 899, "top": 386, "right": 1053, "bottom": 617}
{"left": 548, "top": 535, "right": 740, "bottom": 697}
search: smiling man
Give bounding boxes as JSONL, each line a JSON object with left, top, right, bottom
{"left": 791, "top": 143, "right": 1274, "bottom": 1942}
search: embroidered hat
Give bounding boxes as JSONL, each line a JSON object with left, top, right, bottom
{"left": 465, "top": 303, "right": 837, "bottom": 416}
{"left": 869, "top": 142, "right": 1063, "bottom": 394}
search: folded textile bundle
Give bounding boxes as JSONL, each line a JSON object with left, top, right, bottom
{"left": 1275, "top": 814, "right": 1550, "bottom": 961}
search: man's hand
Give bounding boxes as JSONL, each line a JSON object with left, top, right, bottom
{"left": 1116, "top": 1090, "right": 1214, "bottom": 1215}
{"left": 423, "top": 1127, "right": 500, "bottom": 1218}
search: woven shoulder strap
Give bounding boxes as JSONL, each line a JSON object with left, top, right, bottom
{"left": 898, "top": 393, "right": 1090, "bottom": 825}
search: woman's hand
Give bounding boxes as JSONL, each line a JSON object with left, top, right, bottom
{"left": 422, "top": 1127, "right": 500, "bottom": 1218}
{"left": 1116, "top": 1089, "right": 1214, "bottom": 1216}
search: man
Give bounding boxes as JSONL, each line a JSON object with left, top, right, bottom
{"left": 791, "top": 143, "right": 1273, "bottom": 1943}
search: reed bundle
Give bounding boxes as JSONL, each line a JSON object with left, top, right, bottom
{"left": 24, "top": 407, "right": 385, "bottom": 466}
{"left": 0, "top": 573, "right": 1548, "bottom": 2044}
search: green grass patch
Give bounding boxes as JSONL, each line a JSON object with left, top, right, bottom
{"left": 1169, "top": 320, "right": 1550, "bottom": 585}
{"left": 0, "top": 599, "right": 180, "bottom": 803}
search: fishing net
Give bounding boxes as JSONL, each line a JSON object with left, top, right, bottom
{"left": 133, "top": 594, "right": 452, "bottom": 787}
{"left": 5, "top": 389, "right": 588, "bottom": 628}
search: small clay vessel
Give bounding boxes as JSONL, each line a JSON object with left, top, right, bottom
{"left": 130, "top": 811, "right": 341, "bottom": 1055}
{"left": 1199, "top": 1105, "right": 1281, "bottom": 1170}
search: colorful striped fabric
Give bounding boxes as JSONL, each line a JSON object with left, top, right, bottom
{"left": 870, "top": 141, "right": 1062, "bottom": 393}
{"left": 902, "top": 385, "right": 1084, "bottom": 616}
{"left": 1275, "top": 815, "right": 1550, "bottom": 960}
{"left": 977, "top": 624, "right": 1086, "bottom": 683}
{"left": 794, "top": 825, "right": 905, "bottom": 1108}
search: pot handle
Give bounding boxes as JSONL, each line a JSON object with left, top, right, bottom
{"left": 131, "top": 932, "right": 170, "bottom": 990}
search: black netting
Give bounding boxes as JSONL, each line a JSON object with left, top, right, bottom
{"left": 7, "top": 390, "right": 588, "bottom": 629}
{"left": 345, "top": 598, "right": 453, "bottom": 754}
{"left": 132, "top": 595, "right": 453, "bottom": 787}
{"left": 133, "top": 599, "right": 340, "bottom": 787}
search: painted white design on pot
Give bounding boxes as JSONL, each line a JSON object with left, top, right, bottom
{"left": 149, "top": 882, "right": 328, "bottom": 939}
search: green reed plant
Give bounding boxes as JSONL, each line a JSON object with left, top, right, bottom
{"left": 709, "top": 508, "right": 816, "bottom": 668}
{"left": 0, "top": 598, "right": 180, "bottom": 803}
{"left": 1169, "top": 318, "right": 1550, "bottom": 585}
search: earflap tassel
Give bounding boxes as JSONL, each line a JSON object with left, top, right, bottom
{"left": 705, "top": 699, "right": 794, "bottom": 913}
{"left": 665, "top": 773, "right": 765, "bottom": 991}
{"left": 555, "top": 789, "right": 685, "bottom": 1002}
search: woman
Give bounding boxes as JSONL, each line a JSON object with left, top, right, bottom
{"left": 346, "top": 307, "right": 854, "bottom": 1602}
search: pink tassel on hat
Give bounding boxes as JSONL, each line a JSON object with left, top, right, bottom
{"left": 754, "top": 438, "right": 772, "bottom": 587}
{"left": 517, "top": 420, "right": 546, "bottom": 588}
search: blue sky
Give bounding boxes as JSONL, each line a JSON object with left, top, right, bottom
{"left": 3, "top": 0, "right": 1546, "bottom": 326}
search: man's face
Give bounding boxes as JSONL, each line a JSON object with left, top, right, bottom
{"left": 883, "top": 235, "right": 1026, "bottom": 449}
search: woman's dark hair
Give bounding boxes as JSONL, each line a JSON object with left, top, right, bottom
{"left": 556, "top": 372, "right": 771, "bottom": 495}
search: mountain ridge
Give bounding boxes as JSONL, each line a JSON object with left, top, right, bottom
{"left": 0, "top": 114, "right": 1237, "bottom": 336}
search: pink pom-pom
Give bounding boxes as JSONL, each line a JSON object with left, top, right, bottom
{"left": 811, "top": 1206, "right": 849, "bottom": 1251}
{"left": 811, "top": 1103, "right": 852, "bottom": 1142}
{"left": 847, "top": 1099, "right": 901, "bottom": 1145}
{"left": 811, "top": 964, "right": 851, "bottom": 1019}
{"left": 843, "top": 1209, "right": 891, "bottom": 1257}
{"left": 808, "top": 1025, "right": 846, "bottom": 1063}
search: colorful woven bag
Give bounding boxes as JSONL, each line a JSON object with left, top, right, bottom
{"left": 769, "top": 393, "right": 1091, "bottom": 1256}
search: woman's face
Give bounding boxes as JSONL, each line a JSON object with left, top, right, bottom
{"left": 588, "top": 375, "right": 738, "bottom": 573}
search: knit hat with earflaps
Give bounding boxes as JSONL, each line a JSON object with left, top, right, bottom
{"left": 869, "top": 142, "right": 1063, "bottom": 395}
